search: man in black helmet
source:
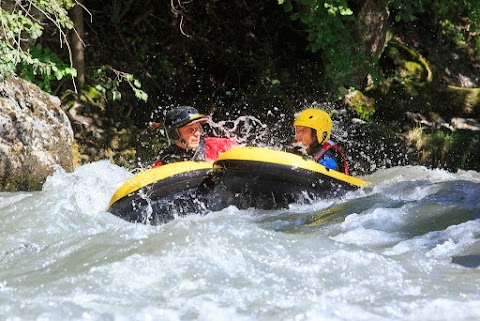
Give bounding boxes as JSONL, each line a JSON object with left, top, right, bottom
{"left": 153, "top": 106, "right": 238, "bottom": 167}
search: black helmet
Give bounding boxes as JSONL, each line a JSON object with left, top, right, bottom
{"left": 164, "top": 106, "right": 208, "bottom": 141}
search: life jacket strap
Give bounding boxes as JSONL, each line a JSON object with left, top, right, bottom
{"left": 313, "top": 140, "right": 350, "bottom": 175}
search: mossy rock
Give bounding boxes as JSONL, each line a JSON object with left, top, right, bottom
{"left": 401, "top": 61, "right": 425, "bottom": 81}
{"left": 369, "top": 41, "right": 480, "bottom": 120}
{"left": 346, "top": 90, "right": 376, "bottom": 120}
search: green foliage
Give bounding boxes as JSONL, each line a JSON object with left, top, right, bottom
{"left": 440, "top": 20, "right": 466, "bottom": 47}
{"left": 62, "top": 85, "right": 105, "bottom": 111}
{"left": 388, "top": 0, "right": 425, "bottom": 23}
{"left": 0, "top": 1, "right": 77, "bottom": 83}
{"left": 278, "top": 0, "right": 480, "bottom": 97}
{"left": 420, "top": 129, "right": 480, "bottom": 171}
{"left": 18, "top": 44, "right": 77, "bottom": 92}
{"left": 63, "top": 65, "right": 148, "bottom": 112}
{"left": 390, "top": 0, "right": 480, "bottom": 58}
{"left": 1, "top": 0, "right": 149, "bottom": 109}
{"left": 278, "top": 0, "right": 378, "bottom": 95}
{"left": 0, "top": 7, "right": 44, "bottom": 40}
{"left": 475, "top": 37, "right": 480, "bottom": 61}
{"left": 0, "top": 42, "right": 19, "bottom": 82}
{"left": 264, "top": 76, "right": 281, "bottom": 88}
{"left": 469, "top": 2, "right": 480, "bottom": 33}
{"left": 432, "top": 1, "right": 480, "bottom": 58}
{"left": 92, "top": 65, "right": 148, "bottom": 104}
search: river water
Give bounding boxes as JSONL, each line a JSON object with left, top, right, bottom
{"left": 1, "top": 160, "right": 480, "bottom": 320}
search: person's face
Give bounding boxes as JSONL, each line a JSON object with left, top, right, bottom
{"left": 177, "top": 122, "right": 202, "bottom": 149}
{"left": 294, "top": 126, "right": 315, "bottom": 147}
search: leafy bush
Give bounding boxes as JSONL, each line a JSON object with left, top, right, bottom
{"left": 277, "top": 0, "right": 480, "bottom": 97}
{"left": 1, "top": 1, "right": 148, "bottom": 105}
{"left": 278, "top": 0, "right": 372, "bottom": 94}
{"left": 18, "top": 44, "right": 77, "bottom": 92}
{"left": 0, "top": 1, "right": 76, "bottom": 83}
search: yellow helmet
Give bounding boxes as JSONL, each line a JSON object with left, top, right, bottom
{"left": 294, "top": 108, "right": 332, "bottom": 143}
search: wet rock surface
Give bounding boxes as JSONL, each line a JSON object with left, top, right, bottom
{"left": 0, "top": 78, "right": 73, "bottom": 191}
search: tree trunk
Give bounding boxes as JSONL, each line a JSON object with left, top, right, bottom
{"left": 71, "top": 1, "right": 85, "bottom": 89}
{"left": 356, "top": 0, "right": 390, "bottom": 59}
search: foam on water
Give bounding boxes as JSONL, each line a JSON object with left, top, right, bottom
{"left": 0, "top": 161, "right": 480, "bottom": 320}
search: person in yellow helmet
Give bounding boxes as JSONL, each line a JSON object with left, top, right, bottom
{"left": 291, "top": 108, "right": 350, "bottom": 175}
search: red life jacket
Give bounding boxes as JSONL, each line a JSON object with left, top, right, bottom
{"left": 153, "top": 137, "right": 238, "bottom": 168}
{"left": 204, "top": 137, "right": 238, "bottom": 162}
{"left": 313, "top": 140, "right": 350, "bottom": 175}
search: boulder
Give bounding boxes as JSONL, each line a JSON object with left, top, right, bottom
{"left": 0, "top": 78, "right": 74, "bottom": 191}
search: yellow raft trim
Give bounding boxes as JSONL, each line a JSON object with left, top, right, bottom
{"left": 107, "top": 161, "right": 213, "bottom": 209}
{"left": 215, "top": 146, "right": 370, "bottom": 188}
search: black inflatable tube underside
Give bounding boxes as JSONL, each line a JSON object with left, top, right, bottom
{"left": 109, "top": 160, "right": 357, "bottom": 225}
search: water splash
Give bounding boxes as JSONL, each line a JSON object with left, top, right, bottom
{"left": 207, "top": 115, "right": 287, "bottom": 149}
{"left": 145, "top": 102, "right": 408, "bottom": 175}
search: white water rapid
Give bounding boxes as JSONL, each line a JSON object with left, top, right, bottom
{"left": 1, "top": 161, "right": 480, "bottom": 321}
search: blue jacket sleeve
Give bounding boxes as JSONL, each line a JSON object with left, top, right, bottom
{"left": 319, "top": 155, "right": 337, "bottom": 170}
